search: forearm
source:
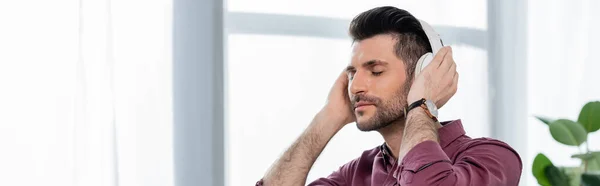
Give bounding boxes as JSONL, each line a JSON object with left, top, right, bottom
{"left": 262, "top": 110, "right": 343, "bottom": 186}
{"left": 394, "top": 138, "right": 522, "bottom": 185}
{"left": 398, "top": 107, "right": 439, "bottom": 161}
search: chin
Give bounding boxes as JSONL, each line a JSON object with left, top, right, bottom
{"left": 355, "top": 109, "right": 375, "bottom": 130}
{"left": 355, "top": 109, "right": 399, "bottom": 131}
{"left": 356, "top": 123, "right": 374, "bottom": 131}
{"left": 355, "top": 116, "right": 383, "bottom": 131}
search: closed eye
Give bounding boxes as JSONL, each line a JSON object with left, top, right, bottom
{"left": 347, "top": 71, "right": 356, "bottom": 80}
{"left": 372, "top": 71, "right": 383, "bottom": 76}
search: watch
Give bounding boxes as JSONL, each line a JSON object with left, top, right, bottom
{"left": 405, "top": 98, "right": 438, "bottom": 122}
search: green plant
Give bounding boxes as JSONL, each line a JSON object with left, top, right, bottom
{"left": 533, "top": 101, "right": 600, "bottom": 186}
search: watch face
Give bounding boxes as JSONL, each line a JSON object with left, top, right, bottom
{"left": 425, "top": 100, "right": 438, "bottom": 118}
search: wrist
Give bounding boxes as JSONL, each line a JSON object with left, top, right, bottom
{"left": 407, "top": 91, "right": 427, "bottom": 105}
{"left": 406, "top": 98, "right": 439, "bottom": 122}
{"left": 407, "top": 96, "right": 420, "bottom": 105}
{"left": 407, "top": 106, "right": 426, "bottom": 118}
{"left": 406, "top": 107, "right": 442, "bottom": 129}
{"left": 316, "top": 107, "right": 348, "bottom": 131}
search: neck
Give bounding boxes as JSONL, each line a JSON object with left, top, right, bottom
{"left": 378, "top": 119, "right": 444, "bottom": 160}
{"left": 377, "top": 118, "right": 406, "bottom": 160}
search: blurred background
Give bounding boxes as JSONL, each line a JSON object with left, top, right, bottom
{"left": 0, "top": 0, "right": 599, "bottom": 185}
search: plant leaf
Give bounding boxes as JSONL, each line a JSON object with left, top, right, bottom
{"left": 578, "top": 101, "right": 600, "bottom": 133}
{"left": 532, "top": 153, "right": 553, "bottom": 186}
{"left": 572, "top": 151, "right": 600, "bottom": 171}
{"left": 545, "top": 165, "right": 570, "bottom": 186}
{"left": 587, "top": 152, "right": 600, "bottom": 171}
{"left": 559, "top": 166, "right": 582, "bottom": 186}
{"left": 581, "top": 172, "right": 600, "bottom": 186}
{"left": 572, "top": 153, "right": 596, "bottom": 160}
{"left": 535, "top": 116, "right": 554, "bottom": 125}
{"left": 549, "top": 119, "right": 588, "bottom": 146}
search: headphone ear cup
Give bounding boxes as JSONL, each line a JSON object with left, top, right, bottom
{"left": 414, "top": 53, "right": 433, "bottom": 78}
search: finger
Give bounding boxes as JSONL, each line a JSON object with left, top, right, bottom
{"left": 430, "top": 46, "right": 450, "bottom": 68}
{"left": 447, "top": 60, "right": 456, "bottom": 77}
{"left": 444, "top": 71, "right": 458, "bottom": 93}
{"left": 452, "top": 72, "right": 459, "bottom": 91}
{"left": 438, "top": 46, "right": 453, "bottom": 70}
{"left": 337, "top": 70, "right": 349, "bottom": 84}
{"left": 439, "top": 61, "right": 455, "bottom": 87}
{"left": 439, "top": 73, "right": 458, "bottom": 107}
{"left": 438, "top": 72, "right": 458, "bottom": 108}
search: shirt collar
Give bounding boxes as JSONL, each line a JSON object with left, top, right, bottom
{"left": 380, "top": 142, "right": 392, "bottom": 161}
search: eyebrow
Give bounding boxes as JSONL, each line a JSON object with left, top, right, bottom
{"left": 345, "top": 60, "right": 388, "bottom": 72}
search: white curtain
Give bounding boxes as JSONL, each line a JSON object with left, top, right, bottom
{"left": 0, "top": 0, "right": 173, "bottom": 186}
{"left": 526, "top": 0, "right": 600, "bottom": 185}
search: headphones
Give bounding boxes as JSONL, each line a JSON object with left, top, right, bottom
{"left": 414, "top": 19, "right": 444, "bottom": 78}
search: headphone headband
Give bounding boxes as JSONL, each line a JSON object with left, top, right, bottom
{"left": 418, "top": 19, "right": 443, "bottom": 55}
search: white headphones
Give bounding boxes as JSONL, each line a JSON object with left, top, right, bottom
{"left": 414, "top": 19, "right": 444, "bottom": 78}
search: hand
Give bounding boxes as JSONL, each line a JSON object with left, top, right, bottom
{"left": 407, "top": 46, "right": 458, "bottom": 108}
{"left": 321, "top": 70, "right": 355, "bottom": 128}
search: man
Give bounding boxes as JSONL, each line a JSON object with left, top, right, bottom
{"left": 257, "top": 6, "right": 522, "bottom": 186}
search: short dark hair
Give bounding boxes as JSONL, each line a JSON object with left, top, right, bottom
{"left": 349, "top": 6, "right": 432, "bottom": 82}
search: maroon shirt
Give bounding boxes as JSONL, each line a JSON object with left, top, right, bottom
{"left": 257, "top": 120, "right": 522, "bottom": 186}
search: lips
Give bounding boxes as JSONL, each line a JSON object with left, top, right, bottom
{"left": 354, "top": 101, "right": 375, "bottom": 110}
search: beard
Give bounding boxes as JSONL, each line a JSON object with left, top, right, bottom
{"left": 350, "top": 83, "right": 410, "bottom": 131}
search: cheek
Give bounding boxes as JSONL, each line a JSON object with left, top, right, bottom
{"left": 372, "top": 73, "right": 406, "bottom": 97}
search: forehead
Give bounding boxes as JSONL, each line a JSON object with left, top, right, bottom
{"left": 350, "top": 34, "right": 400, "bottom": 66}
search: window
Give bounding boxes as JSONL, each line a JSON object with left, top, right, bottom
{"left": 526, "top": 0, "right": 600, "bottom": 185}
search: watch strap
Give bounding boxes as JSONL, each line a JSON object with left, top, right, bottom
{"left": 406, "top": 98, "right": 426, "bottom": 113}
{"left": 420, "top": 104, "right": 439, "bottom": 122}
{"left": 405, "top": 98, "right": 438, "bottom": 122}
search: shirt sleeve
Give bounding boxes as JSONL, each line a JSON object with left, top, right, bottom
{"left": 256, "top": 158, "right": 358, "bottom": 186}
{"left": 394, "top": 140, "right": 522, "bottom": 186}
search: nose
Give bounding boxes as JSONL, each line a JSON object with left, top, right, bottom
{"left": 349, "top": 70, "right": 368, "bottom": 95}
